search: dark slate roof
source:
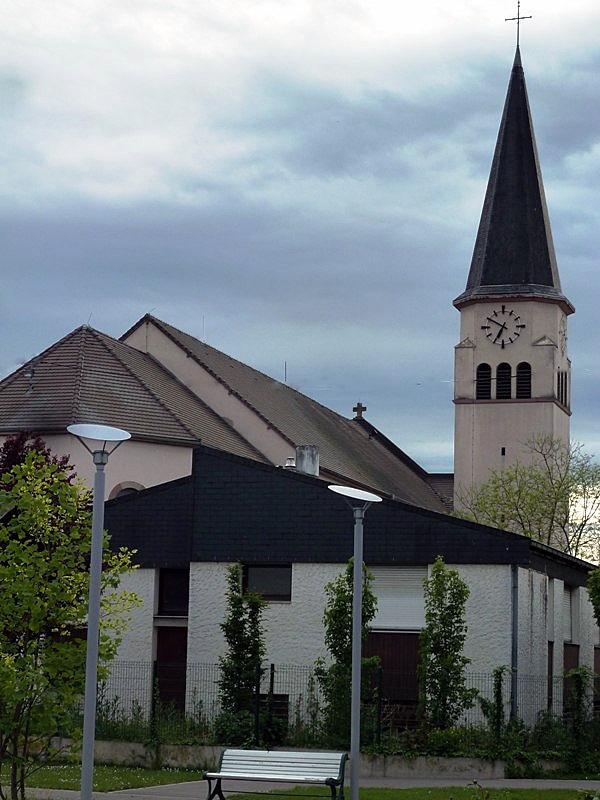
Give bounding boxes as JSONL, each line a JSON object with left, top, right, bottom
{"left": 105, "top": 445, "right": 593, "bottom": 588}
{"left": 0, "top": 325, "right": 267, "bottom": 461}
{"left": 454, "top": 48, "right": 573, "bottom": 313}
{"left": 122, "top": 315, "right": 448, "bottom": 512}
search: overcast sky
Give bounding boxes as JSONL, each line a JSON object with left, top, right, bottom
{"left": 2, "top": 0, "right": 600, "bottom": 472}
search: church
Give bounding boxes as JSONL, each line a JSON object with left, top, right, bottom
{"left": 0, "top": 46, "right": 595, "bottom": 723}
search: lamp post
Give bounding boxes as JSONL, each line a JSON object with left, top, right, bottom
{"left": 67, "top": 423, "right": 131, "bottom": 800}
{"left": 328, "top": 485, "right": 381, "bottom": 800}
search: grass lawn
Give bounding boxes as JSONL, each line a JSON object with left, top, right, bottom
{"left": 10, "top": 766, "right": 598, "bottom": 799}
{"left": 3, "top": 764, "right": 205, "bottom": 792}
{"left": 226, "top": 790, "right": 592, "bottom": 800}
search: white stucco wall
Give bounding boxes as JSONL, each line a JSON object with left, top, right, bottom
{"left": 114, "top": 568, "right": 156, "bottom": 662}
{"left": 517, "top": 568, "right": 549, "bottom": 677}
{"left": 104, "top": 560, "right": 597, "bottom": 723}
{"left": 187, "top": 562, "right": 343, "bottom": 667}
{"left": 15, "top": 433, "right": 193, "bottom": 499}
{"left": 450, "top": 564, "right": 513, "bottom": 673}
{"left": 104, "top": 568, "right": 156, "bottom": 717}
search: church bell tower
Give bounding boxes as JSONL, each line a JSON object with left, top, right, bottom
{"left": 453, "top": 47, "right": 574, "bottom": 506}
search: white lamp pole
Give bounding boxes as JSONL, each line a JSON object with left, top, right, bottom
{"left": 67, "top": 423, "right": 131, "bottom": 800}
{"left": 328, "top": 485, "right": 381, "bottom": 800}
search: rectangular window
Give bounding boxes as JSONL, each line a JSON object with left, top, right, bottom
{"left": 158, "top": 568, "right": 190, "bottom": 616}
{"left": 243, "top": 565, "right": 292, "bottom": 601}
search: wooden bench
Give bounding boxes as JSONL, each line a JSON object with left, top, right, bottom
{"left": 204, "top": 748, "right": 348, "bottom": 800}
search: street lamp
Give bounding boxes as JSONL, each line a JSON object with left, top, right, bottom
{"left": 328, "top": 484, "right": 381, "bottom": 800}
{"left": 67, "top": 423, "right": 131, "bottom": 800}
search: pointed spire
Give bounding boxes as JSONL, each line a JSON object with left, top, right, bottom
{"left": 454, "top": 49, "right": 574, "bottom": 313}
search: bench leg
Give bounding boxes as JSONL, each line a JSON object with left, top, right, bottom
{"left": 206, "top": 778, "right": 226, "bottom": 800}
{"left": 329, "top": 782, "right": 344, "bottom": 800}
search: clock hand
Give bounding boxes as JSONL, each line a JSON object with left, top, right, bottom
{"left": 486, "top": 317, "right": 506, "bottom": 327}
{"left": 493, "top": 323, "right": 507, "bottom": 342}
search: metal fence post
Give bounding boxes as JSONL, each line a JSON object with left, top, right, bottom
{"left": 150, "top": 660, "right": 159, "bottom": 743}
{"left": 254, "top": 663, "right": 261, "bottom": 745}
{"left": 376, "top": 665, "right": 383, "bottom": 745}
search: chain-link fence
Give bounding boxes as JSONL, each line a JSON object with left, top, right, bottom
{"left": 92, "top": 660, "right": 585, "bottom": 746}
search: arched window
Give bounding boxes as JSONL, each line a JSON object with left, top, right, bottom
{"left": 476, "top": 363, "right": 492, "bottom": 399}
{"left": 496, "top": 363, "right": 512, "bottom": 399}
{"left": 108, "top": 481, "right": 145, "bottom": 500}
{"left": 516, "top": 362, "right": 532, "bottom": 398}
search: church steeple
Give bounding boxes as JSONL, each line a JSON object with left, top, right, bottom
{"left": 454, "top": 48, "right": 573, "bottom": 314}
{"left": 453, "top": 47, "right": 574, "bottom": 507}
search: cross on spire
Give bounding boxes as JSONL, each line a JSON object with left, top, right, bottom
{"left": 505, "top": 1, "right": 532, "bottom": 47}
{"left": 353, "top": 402, "right": 367, "bottom": 419}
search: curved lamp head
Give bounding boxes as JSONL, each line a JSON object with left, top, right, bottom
{"left": 67, "top": 423, "right": 131, "bottom": 456}
{"left": 329, "top": 484, "right": 382, "bottom": 507}
{"left": 68, "top": 424, "right": 131, "bottom": 443}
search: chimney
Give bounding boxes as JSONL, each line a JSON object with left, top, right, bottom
{"left": 295, "top": 445, "right": 319, "bottom": 477}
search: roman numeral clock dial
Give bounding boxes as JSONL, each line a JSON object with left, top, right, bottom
{"left": 480, "top": 306, "right": 526, "bottom": 348}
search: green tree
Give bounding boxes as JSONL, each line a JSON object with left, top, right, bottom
{"left": 455, "top": 436, "right": 600, "bottom": 560}
{"left": 215, "top": 563, "right": 266, "bottom": 744}
{"left": 418, "top": 556, "right": 477, "bottom": 729}
{"left": 587, "top": 568, "right": 600, "bottom": 628}
{"left": 0, "top": 437, "right": 138, "bottom": 800}
{"left": 314, "top": 558, "right": 379, "bottom": 747}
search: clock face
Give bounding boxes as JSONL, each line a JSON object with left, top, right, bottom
{"left": 481, "top": 305, "right": 526, "bottom": 348}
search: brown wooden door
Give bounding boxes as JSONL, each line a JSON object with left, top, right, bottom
{"left": 364, "top": 631, "right": 420, "bottom": 726}
{"left": 563, "top": 642, "right": 580, "bottom": 718}
{"left": 155, "top": 626, "right": 188, "bottom": 711}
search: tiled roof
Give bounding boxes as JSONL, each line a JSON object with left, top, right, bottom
{"left": 0, "top": 326, "right": 267, "bottom": 462}
{"left": 123, "top": 315, "right": 448, "bottom": 512}
{"left": 455, "top": 47, "right": 573, "bottom": 313}
{"left": 424, "top": 473, "right": 454, "bottom": 512}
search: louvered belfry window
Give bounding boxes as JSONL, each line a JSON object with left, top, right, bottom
{"left": 516, "top": 362, "right": 532, "bottom": 398}
{"left": 476, "top": 363, "right": 492, "bottom": 399}
{"left": 496, "top": 362, "right": 512, "bottom": 399}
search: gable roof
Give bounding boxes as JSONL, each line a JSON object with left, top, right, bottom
{"left": 0, "top": 325, "right": 266, "bottom": 461}
{"left": 454, "top": 48, "right": 573, "bottom": 313}
{"left": 122, "top": 314, "right": 448, "bottom": 512}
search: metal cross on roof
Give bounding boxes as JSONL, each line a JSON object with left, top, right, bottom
{"left": 505, "top": 1, "right": 532, "bottom": 47}
{"left": 353, "top": 402, "right": 367, "bottom": 418}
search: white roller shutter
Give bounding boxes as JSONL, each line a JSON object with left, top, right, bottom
{"left": 563, "top": 586, "right": 572, "bottom": 642}
{"left": 371, "top": 567, "right": 426, "bottom": 631}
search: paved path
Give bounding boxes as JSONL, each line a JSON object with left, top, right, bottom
{"left": 25, "top": 776, "right": 600, "bottom": 799}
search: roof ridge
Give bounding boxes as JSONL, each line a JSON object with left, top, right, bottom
{"left": 136, "top": 314, "right": 362, "bottom": 432}
{"left": 70, "top": 326, "right": 88, "bottom": 423}
{"left": 352, "top": 415, "right": 430, "bottom": 477}
{"left": 90, "top": 329, "right": 203, "bottom": 442}
{"left": 0, "top": 325, "right": 90, "bottom": 390}
{"left": 138, "top": 315, "right": 296, "bottom": 447}
{"left": 98, "top": 329, "right": 266, "bottom": 459}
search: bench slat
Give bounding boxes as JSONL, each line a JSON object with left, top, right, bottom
{"left": 205, "top": 748, "right": 347, "bottom": 800}
{"left": 205, "top": 773, "right": 338, "bottom": 784}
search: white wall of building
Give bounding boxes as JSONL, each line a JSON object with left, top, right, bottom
{"left": 104, "top": 568, "right": 156, "bottom": 718}
{"left": 114, "top": 568, "right": 156, "bottom": 662}
{"left": 517, "top": 567, "right": 549, "bottom": 677}
{"left": 187, "top": 562, "right": 343, "bottom": 667}
{"left": 3, "top": 433, "right": 193, "bottom": 499}
{"left": 450, "top": 565, "right": 513, "bottom": 673}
